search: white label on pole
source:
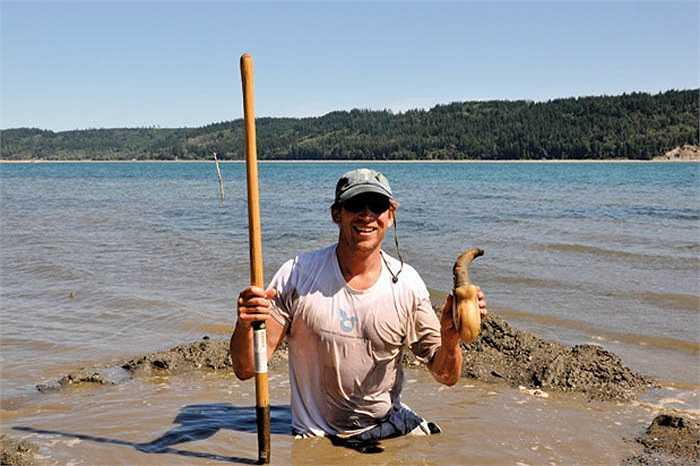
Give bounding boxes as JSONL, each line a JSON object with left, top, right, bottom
{"left": 254, "top": 328, "right": 268, "bottom": 373}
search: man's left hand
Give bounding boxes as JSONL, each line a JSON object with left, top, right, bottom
{"left": 476, "top": 287, "right": 488, "bottom": 318}
{"left": 439, "top": 287, "right": 488, "bottom": 348}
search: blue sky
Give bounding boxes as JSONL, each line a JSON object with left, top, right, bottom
{"left": 1, "top": 1, "right": 698, "bottom": 131}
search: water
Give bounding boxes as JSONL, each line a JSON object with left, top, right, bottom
{"left": 1, "top": 161, "right": 699, "bottom": 464}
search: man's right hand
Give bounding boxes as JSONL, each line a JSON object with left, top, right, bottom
{"left": 236, "top": 286, "right": 277, "bottom": 329}
{"left": 231, "top": 286, "right": 285, "bottom": 380}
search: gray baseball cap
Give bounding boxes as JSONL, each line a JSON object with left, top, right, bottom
{"left": 334, "top": 168, "right": 395, "bottom": 204}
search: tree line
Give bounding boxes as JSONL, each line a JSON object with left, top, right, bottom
{"left": 1, "top": 89, "right": 697, "bottom": 160}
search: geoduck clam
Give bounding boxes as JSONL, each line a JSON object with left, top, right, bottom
{"left": 452, "top": 248, "right": 485, "bottom": 343}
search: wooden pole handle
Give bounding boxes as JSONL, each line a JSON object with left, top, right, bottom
{"left": 240, "top": 52, "right": 271, "bottom": 465}
{"left": 241, "top": 53, "right": 264, "bottom": 289}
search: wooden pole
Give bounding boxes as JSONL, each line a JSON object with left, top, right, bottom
{"left": 240, "top": 52, "right": 271, "bottom": 465}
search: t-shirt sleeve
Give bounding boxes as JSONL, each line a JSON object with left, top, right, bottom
{"left": 268, "top": 258, "right": 298, "bottom": 330}
{"left": 406, "top": 278, "right": 442, "bottom": 363}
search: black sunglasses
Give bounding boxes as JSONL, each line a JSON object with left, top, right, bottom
{"left": 342, "top": 195, "right": 391, "bottom": 214}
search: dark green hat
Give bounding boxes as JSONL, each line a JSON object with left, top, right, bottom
{"left": 334, "top": 168, "right": 394, "bottom": 204}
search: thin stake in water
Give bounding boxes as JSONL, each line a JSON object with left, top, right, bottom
{"left": 213, "top": 152, "right": 225, "bottom": 206}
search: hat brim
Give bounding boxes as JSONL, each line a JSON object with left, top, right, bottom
{"left": 337, "top": 183, "right": 393, "bottom": 203}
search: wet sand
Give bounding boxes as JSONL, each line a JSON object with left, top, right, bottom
{"left": 2, "top": 312, "right": 697, "bottom": 465}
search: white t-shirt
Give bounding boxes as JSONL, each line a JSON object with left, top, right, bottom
{"left": 268, "top": 244, "right": 442, "bottom": 437}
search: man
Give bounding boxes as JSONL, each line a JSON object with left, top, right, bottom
{"left": 230, "top": 168, "right": 487, "bottom": 444}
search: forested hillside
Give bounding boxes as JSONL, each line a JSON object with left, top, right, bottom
{"left": 2, "top": 89, "right": 697, "bottom": 160}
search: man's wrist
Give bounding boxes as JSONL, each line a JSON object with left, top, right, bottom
{"left": 234, "top": 319, "right": 253, "bottom": 333}
{"left": 441, "top": 330, "right": 461, "bottom": 350}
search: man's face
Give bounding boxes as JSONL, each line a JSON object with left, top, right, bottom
{"left": 335, "top": 193, "right": 394, "bottom": 254}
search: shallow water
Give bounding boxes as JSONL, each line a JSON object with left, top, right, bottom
{"left": 0, "top": 367, "right": 667, "bottom": 465}
{"left": 1, "top": 161, "right": 699, "bottom": 463}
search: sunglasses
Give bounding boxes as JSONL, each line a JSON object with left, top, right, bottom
{"left": 342, "top": 195, "right": 391, "bottom": 214}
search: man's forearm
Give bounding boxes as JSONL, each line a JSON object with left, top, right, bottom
{"left": 230, "top": 323, "right": 255, "bottom": 380}
{"left": 428, "top": 342, "right": 463, "bottom": 386}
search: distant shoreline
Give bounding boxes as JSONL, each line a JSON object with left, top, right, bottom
{"left": 2, "top": 158, "right": 698, "bottom": 164}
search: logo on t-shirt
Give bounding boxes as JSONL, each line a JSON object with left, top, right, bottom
{"left": 337, "top": 308, "right": 358, "bottom": 333}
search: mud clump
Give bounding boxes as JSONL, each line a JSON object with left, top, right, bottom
{"left": 36, "top": 337, "right": 288, "bottom": 393}
{"left": 623, "top": 413, "right": 700, "bottom": 465}
{"left": 402, "top": 310, "right": 651, "bottom": 401}
{"left": 0, "top": 434, "right": 38, "bottom": 466}
{"left": 36, "top": 366, "right": 131, "bottom": 393}
{"left": 120, "top": 338, "right": 288, "bottom": 376}
{"left": 121, "top": 339, "right": 234, "bottom": 376}
{"left": 463, "top": 314, "right": 651, "bottom": 400}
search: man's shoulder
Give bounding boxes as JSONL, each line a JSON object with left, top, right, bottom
{"left": 279, "top": 244, "right": 335, "bottom": 279}
{"left": 295, "top": 244, "right": 335, "bottom": 266}
{"left": 275, "top": 244, "right": 330, "bottom": 268}
{"left": 272, "top": 244, "right": 337, "bottom": 290}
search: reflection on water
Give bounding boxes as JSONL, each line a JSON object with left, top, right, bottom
{"left": 13, "top": 425, "right": 261, "bottom": 465}
{"left": 14, "top": 402, "right": 292, "bottom": 465}
{"left": 137, "top": 403, "right": 292, "bottom": 452}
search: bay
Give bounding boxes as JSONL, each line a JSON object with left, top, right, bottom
{"left": 1, "top": 161, "right": 699, "bottom": 400}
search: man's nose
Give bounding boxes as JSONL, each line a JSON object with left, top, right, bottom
{"left": 357, "top": 205, "right": 375, "bottom": 217}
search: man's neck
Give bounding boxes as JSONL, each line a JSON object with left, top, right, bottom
{"left": 335, "top": 243, "right": 382, "bottom": 290}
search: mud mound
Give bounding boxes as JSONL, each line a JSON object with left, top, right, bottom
{"left": 0, "top": 434, "right": 38, "bottom": 466}
{"left": 623, "top": 413, "right": 700, "bottom": 465}
{"left": 402, "top": 311, "right": 651, "bottom": 401}
{"left": 36, "top": 337, "right": 288, "bottom": 393}
{"left": 120, "top": 338, "right": 288, "bottom": 377}
{"left": 121, "top": 339, "right": 233, "bottom": 376}
{"left": 536, "top": 344, "right": 650, "bottom": 398}
{"left": 465, "top": 315, "right": 650, "bottom": 400}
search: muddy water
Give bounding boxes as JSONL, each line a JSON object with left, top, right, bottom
{"left": 1, "top": 366, "right": 670, "bottom": 465}
{"left": 1, "top": 161, "right": 699, "bottom": 464}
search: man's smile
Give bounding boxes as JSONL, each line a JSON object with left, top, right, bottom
{"left": 353, "top": 225, "right": 377, "bottom": 235}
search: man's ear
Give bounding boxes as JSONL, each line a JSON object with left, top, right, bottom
{"left": 331, "top": 205, "right": 341, "bottom": 224}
